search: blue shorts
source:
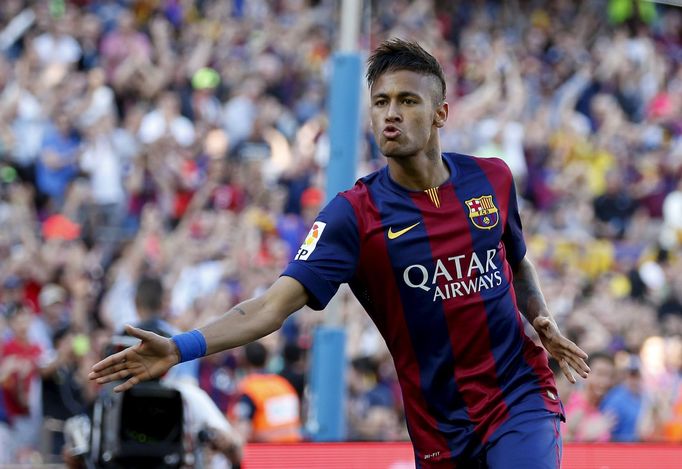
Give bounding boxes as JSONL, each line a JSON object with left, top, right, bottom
{"left": 484, "top": 410, "right": 563, "bottom": 469}
{"left": 418, "top": 410, "right": 563, "bottom": 469}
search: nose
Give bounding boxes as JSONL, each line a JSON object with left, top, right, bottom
{"left": 385, "top": 100, "right": 402, "bottom": 123}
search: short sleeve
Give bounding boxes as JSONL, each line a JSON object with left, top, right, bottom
{"left": 281, "top": 195, "right": 360, "bottom": 310}
{"left": 502, "top": 176, "right": 527, "bottom": 268}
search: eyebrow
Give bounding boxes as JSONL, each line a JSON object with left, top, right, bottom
{"left": 371, "top": 91, "right": 422, "bottom": 100}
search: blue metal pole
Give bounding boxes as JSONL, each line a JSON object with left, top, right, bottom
{"left": 324, "top": 52, "right": 362, "bottom": 203}
{"left": 307, "top": 51, "right": 362, "bottom": 442}
{"left": 308, "top": 326, "right": 347, "bottom": 441}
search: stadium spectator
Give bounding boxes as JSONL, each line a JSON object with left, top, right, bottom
{"left": 35, "top": 110, "right": 80, "bottom": 209}
{"left": 229, "top": 341, "right": 302, "bottom": 443}
{"left": 39, "top": 325, "right": 89, "bottom": 460}
{"left": 564, "top": 351, "right": 616, "bottom": 441}
{"left": 30, "top": 282, "right": 69, "bottom": 353}
{"left": 0, "top": 302, "right": 43, "bottom": 462}
{"left": 31, "top": 16, "right": 81, "bottom": 67}
{"left": 600, "top": 353, "right": 645, "bottom": 441}
{"left": 99, "top": 9, "right": 152, "bottom": 94}
{"left": 347, "top": 355, "right": 403, "bottom": 441}
{"left": 128, "top": 274, "right": 199, "bottom": 382}
{"left": 593, "top": 171, "right": 639, "bottom": 240}
{"left": 278, "top": 341, "right": 306, "bottom": 401}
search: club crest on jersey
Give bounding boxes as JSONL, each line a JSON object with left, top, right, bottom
{"left": 465, "top": 195, "right": 499, "bottom": 230}
{"left": 295, "top": 221, "right": 326, "bottom": 260}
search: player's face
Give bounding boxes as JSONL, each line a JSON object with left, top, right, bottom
{"left": 370, "top": 70, "right": 447, "bottom": 159}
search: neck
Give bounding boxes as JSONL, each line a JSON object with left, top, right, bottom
{"left": 386, "top": 146, "right": 448, "bottom": 190}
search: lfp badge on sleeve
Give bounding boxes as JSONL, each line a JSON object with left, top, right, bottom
{"left": 295, "top": 222, "right": 327, "bottom": 260}
{"left": 465, "top": 196, "right": 499, "bottom": 230}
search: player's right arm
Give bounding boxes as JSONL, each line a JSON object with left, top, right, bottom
{"left": 88, "top": 276, "right": 308, "bottom": 392}
{"left": 90, "top": 193, "right": 359, "bottom": 393}
{"left": 200, "top": 276, "right": 308, "bottom": 354}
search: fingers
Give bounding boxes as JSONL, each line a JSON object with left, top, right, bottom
{"left": 558, "top": 339, "right": 590, "bottom": 377}
{"left": 565, "top": 341, "right": 588, "bottom": 359}
{"left": 548, "top": 339, "right": 590, "bottom": 380}
{"left": 565, "top": 355, "right": 590, "bottom": 379}
{"left": 560, "top": 358, "right": 576, "bottom": 384}
{"left": 90, "top": 349, "right": 127, "bottom": 374}
{"left": 113, "top": 376, "right": 140, "bottom": 393}
{"left": 94, "top": 368, "right": 132, "bottom": 384}
{"left": 88, "top": 360, "right": 145, "bottom": 392}
{"left": 549, "top": 337, "right": 590, "bottom": 381}
{"left": 89, "top": 361, "right": 128, "bottom": 379}
{"left": 124, "top": 324, "right": 155, "bottom": 342}
{"left": 89, "top": 358, "right": 133, "bottom": 382}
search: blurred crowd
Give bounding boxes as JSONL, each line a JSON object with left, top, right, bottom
{"left": 0, "top": 0, "right": 681, "bottom": 465}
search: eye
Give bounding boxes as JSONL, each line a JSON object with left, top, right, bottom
{"left": 402, "top": 98, "right": 417, "bottom": 105}
{"left": 374, "top": 99, "right": 387, "bottom": 107}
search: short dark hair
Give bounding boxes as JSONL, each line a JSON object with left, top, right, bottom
{"left": 135, "top": 275, "right": 163, "bottom": 312}
{"left": 283, "top": 342, "right": 302, "bottom": 363}
{"left": 245, "top": 342, "right": 268, "bottom": 368}
{"left": 366, "top": 38, "right": 446, "bottom": 102}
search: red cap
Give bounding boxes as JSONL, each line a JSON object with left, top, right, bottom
{"left": 301, "top": 187, "right": 323, "bottom": 208}
{"left": 42, "top": 214, "right": 81, "bottom": 241}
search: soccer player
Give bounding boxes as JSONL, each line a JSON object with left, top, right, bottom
{"left": 90, "top": 39, "right": 590, "bottom": 468}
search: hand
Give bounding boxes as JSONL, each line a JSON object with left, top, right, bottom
{"left": 88, "top": 325, "right": 180, "bottom": 392}
{"left": 533, "top": 316, "right": 590, "bottom": 383}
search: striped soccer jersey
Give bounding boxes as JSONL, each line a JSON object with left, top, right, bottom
{"left": 282, "top": 153, "right": 562, "bottom": 466}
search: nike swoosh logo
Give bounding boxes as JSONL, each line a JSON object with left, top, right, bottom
{"left": 387, "top": 222, "right": 420, "bottom": 240}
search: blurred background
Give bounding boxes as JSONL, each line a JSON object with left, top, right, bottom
{"left": 0, "top": 0, "right": 680, "bottom": 466}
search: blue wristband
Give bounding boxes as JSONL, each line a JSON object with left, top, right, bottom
{"left": 171, "top": 330, "right": 207, "bottom": 363}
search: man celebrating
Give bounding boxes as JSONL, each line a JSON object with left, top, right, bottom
{"left": 90, "top": 39, "right": 589, "bottom": 468}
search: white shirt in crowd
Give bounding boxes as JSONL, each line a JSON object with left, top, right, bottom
{"left": 32, "top": 32, "right": 82, "bottom": 65}
{"left": 138, "top": 110, "right": 195, "bottom": 147}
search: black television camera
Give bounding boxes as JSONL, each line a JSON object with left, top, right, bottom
{"left": 65, "top": 335, "right": 185, "bottom": 469}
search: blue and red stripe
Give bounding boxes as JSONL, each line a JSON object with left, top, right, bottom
{"left": 411, "top": 179, "right": 510, "bottom": 445}
{"left": 343, "top": 182, "right": 459, "bottom": 465}
{"left": 463, "top": 156, "right": 561, "bottom": 419}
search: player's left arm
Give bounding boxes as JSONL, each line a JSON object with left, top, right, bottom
{"left": 512, "top": 256, "right": 590, "bottom": 383}
{"left": 495, "top": 157, "right": 590, "bottom": 383}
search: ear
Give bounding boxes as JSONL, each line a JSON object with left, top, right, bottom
{"left": 434, "top": 101, "right": 448, "bottom": 128}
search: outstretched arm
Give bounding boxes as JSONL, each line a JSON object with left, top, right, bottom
{"left": 512, "top": 256, "right": 590, "bottom": 383}
{"left": 200, "top": 275, "right": 308, "bottom": 354}
{"left": 89, "top": 276, "right": 309, "bottom": 392}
